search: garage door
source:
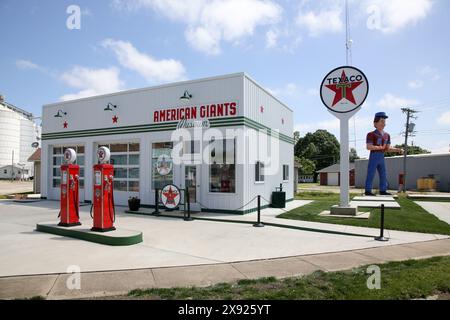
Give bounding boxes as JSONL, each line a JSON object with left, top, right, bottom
{"left": 328, "top": 173, "right": 339, "bottom": 186}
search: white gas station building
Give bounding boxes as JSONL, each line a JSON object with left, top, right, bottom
{"left": 40, "top": 73, "right": 294, "bottom": 214}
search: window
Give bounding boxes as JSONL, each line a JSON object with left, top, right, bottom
{"left": 283, "top": 165, "right": 289, "bottom": 181}
{"left": 152, "top": 142, "right": 173, "bottom": 190}
{"left": 183, "top": 140, "right": 200, "bottom": 154}
{"left": 3, "top": 169, "right": 7, "bottom": 174}
{"left": 52, "top": 145, "right": 85, "bottom": 188}
{"left": 255, "top": 161, "right": 264, "bottom": 182}
{"left": 209, "top": 138, "right": 235, "bottom": 193}
{"left": 98, "top": 142, "right": 140, "bottom": 192}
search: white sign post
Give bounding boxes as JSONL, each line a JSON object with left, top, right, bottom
{"left": 320, "top": 66, "right": 369, "bottom": 215}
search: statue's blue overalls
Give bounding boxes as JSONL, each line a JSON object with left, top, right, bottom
{"left": 365, "top": 129, "right": 390, "bottom": 193}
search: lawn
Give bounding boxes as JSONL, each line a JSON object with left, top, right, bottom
{"left": 127, "top": 256, "right": 450, "bottom": 300}
{"left": 277, "top": 192, "right": 450, "bottom": 235}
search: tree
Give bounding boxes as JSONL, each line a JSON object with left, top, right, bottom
{"left": 294, "top": 130, "right": 340, "bottom": 171}
{"left": 297, "top": 156, "right": 316, "bottom": 175}
{"left": 385, "top": 144, "right": 431, "bottom": 157}
{"left": 349, "top": 148, "right": 360, "bottom": 162}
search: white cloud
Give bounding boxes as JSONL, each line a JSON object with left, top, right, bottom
{"left": 185, "top": 27, "right": 221, "bottom": 55}
{"left": 419, "top": 65, "right": 440, "bottom": 81}
{"left": 376, "top": 93, "right": 419, "bottom": 109}
{"left": 102, "top": 39, "right": 186, "bottom": 83}
{"left": 429, "top": 142, "right": 450, "bottom": 154}
{"left": 264, "top": 27, "right": 302, "bottom": 53}
{"left": 296, "top": 8, "right": 343, "bottom": 37}
{"left": 113, "top": 0, "right": 282, "bottom": 55}
{"left": 364, "top": 0, "right": 433, "bottom": 33}
{"left": 408, "top": 80, "right": 424, "bottom": 89}
{"left": 16, "top": 59, "right": 44, "bottom": 71}
{"left": 60, "top": 66, "right": 124, "bottom": 101}
{"left": 268, "top": 83, "right": 299, "bottom": 98}
{"left": 265, "top": 29, "right": 278, "bottom": 48}
{"left": 294, "top": 118, "right": 340, "bottom": 134}
{"left": 437, "top": 111, "right": 450, "bottom": 125}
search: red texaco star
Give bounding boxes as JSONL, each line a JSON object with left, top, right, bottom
{"left": 112, "top": 115, "right": 118, "bottom": 123}
{"left": 325, "top": 70, "right": 363, "bottom": 107}
{"left": 63, "top": 121, "right": 68, "bottom": 128}
{"left": 162, "top": 186, "right": 179, "bottom": 205}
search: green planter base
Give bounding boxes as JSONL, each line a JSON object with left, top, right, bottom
{"left": 36, "top": 222, "right": 143, "bottom": 246}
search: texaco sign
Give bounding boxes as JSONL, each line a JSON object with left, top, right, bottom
{"left": 160, "top": 184, "right": 181, "bottom": 209}
{"left": 320, "top": 66, "right": 369, "bottom": 115}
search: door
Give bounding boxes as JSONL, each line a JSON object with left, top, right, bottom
{"left": 328, "top": 173, "right": 339, "bottom": 186}
{"left": 183, "top": 165, "right": 201, "bottom": 212}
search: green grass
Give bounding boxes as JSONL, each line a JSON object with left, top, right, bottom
{"left": 278, "top": 193, "right": 450, "bottom": 235}
{"left": 128, "top": 256, "right": 450, "bottom": 300}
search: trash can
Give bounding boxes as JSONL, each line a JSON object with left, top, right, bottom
{"left": 271, "top": 184, "right": 286, "bottom": 208}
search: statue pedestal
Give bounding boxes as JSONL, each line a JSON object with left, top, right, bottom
{"left": 330, "top": 205, "right": 358, "bottom": 216}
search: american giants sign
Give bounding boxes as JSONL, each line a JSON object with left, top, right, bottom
{"left": 153, "top": 102, "right": 237, "bottom": 123}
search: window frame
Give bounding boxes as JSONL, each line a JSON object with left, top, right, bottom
{"left": 52, "top": 145, "right": 86, "bottom": 189}
{"left": 208, "top": 138, "right": 236, "bottom": 194}
{"left": 151, "top": 141, "right": 174, "bottom": 191}
{"left": 283, "top": 164, "right": 289, "bottom": 182}
{"left": 255, "top": 161, "right": 265, "bottom": 183}
{"left": 97, "top": 142, "right": 140, "bottom": 192}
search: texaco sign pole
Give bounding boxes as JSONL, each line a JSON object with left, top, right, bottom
{"left": 320, "top": 66, "right": 369, "bottom": 215}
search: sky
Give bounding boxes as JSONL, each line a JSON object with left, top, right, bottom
{"left": 1, "top": 0, "right": 449, "bottom": 158}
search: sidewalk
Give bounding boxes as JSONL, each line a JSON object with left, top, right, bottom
{"left": 1, "top": 238, "right": 449, "bottom": 300}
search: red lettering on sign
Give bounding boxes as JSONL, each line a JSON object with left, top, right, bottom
{"left": 153, "top": 102, "right": 238, "bottom": 123}
{"left": 230, "top": 102, "right": 236, "bottom": 116}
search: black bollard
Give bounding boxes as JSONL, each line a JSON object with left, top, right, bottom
{"left": 184, "top": 187, "right": 193, "bottom": 221}
{"left": 253, "top": 195, "right": 264, "bottom": 227}
{"left": 375, "top": 204, "right": 389, "bottom": 241}
{"left": 152, "top": 188, "right": 160, "bottom": 215}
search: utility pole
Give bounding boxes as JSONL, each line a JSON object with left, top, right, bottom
{"left": 401, "top": 108, "right": 418, "bottom": 193}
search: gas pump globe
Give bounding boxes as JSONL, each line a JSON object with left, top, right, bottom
{"left": 58, "top": 148, "right": 81, "bottom": 227}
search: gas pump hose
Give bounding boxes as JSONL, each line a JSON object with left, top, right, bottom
{"left": 109, "top": 180, "right": 116, "bottom": 223}
{"left": 89, "top": 202, "right": 94, "bottom": 219}
{"left": 72, "top": 184, "right": 80, "bottom": 219}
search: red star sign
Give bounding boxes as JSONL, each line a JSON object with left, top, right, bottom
{"left": 325, "top": 70, "right": 363, "bottom": 107}
{"left": 112, "top": 115, "right": 118, "bottom": 123}
{"left": 162, "top": 186, "right": 179, "bottom": 206}
{"left": 63, "top": 121, "right": 68, "bottom": 128}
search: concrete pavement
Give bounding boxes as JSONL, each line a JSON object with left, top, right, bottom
{"left": 1, "top": 238, "right": 449, "bottom": 299}
{"left": 0, "top": 199, "right": 449, "bottom": 299}
{"left": 415, "top": 201, "right": 450, "bottom": 225}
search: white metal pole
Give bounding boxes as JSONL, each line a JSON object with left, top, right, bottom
{"left": 340, "top": 118, "right": 350, "bottom": 207}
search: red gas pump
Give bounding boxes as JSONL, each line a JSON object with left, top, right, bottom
{"left": 91, "top": 147, "right": 116, "bottom": 232}
{"left": 58, "top": 148, "right": 81, "bottom": 227}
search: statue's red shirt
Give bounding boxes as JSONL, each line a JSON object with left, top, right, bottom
{"left": 366, "top": 130, "right": 391, "bottom": 153}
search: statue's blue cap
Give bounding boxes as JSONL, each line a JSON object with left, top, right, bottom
{"left": 375, "top": 112, "right": 388, "bottom": 119}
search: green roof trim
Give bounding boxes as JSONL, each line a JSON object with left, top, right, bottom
{"left": 42, "top": 116, "right": 294, "bottom": 144}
